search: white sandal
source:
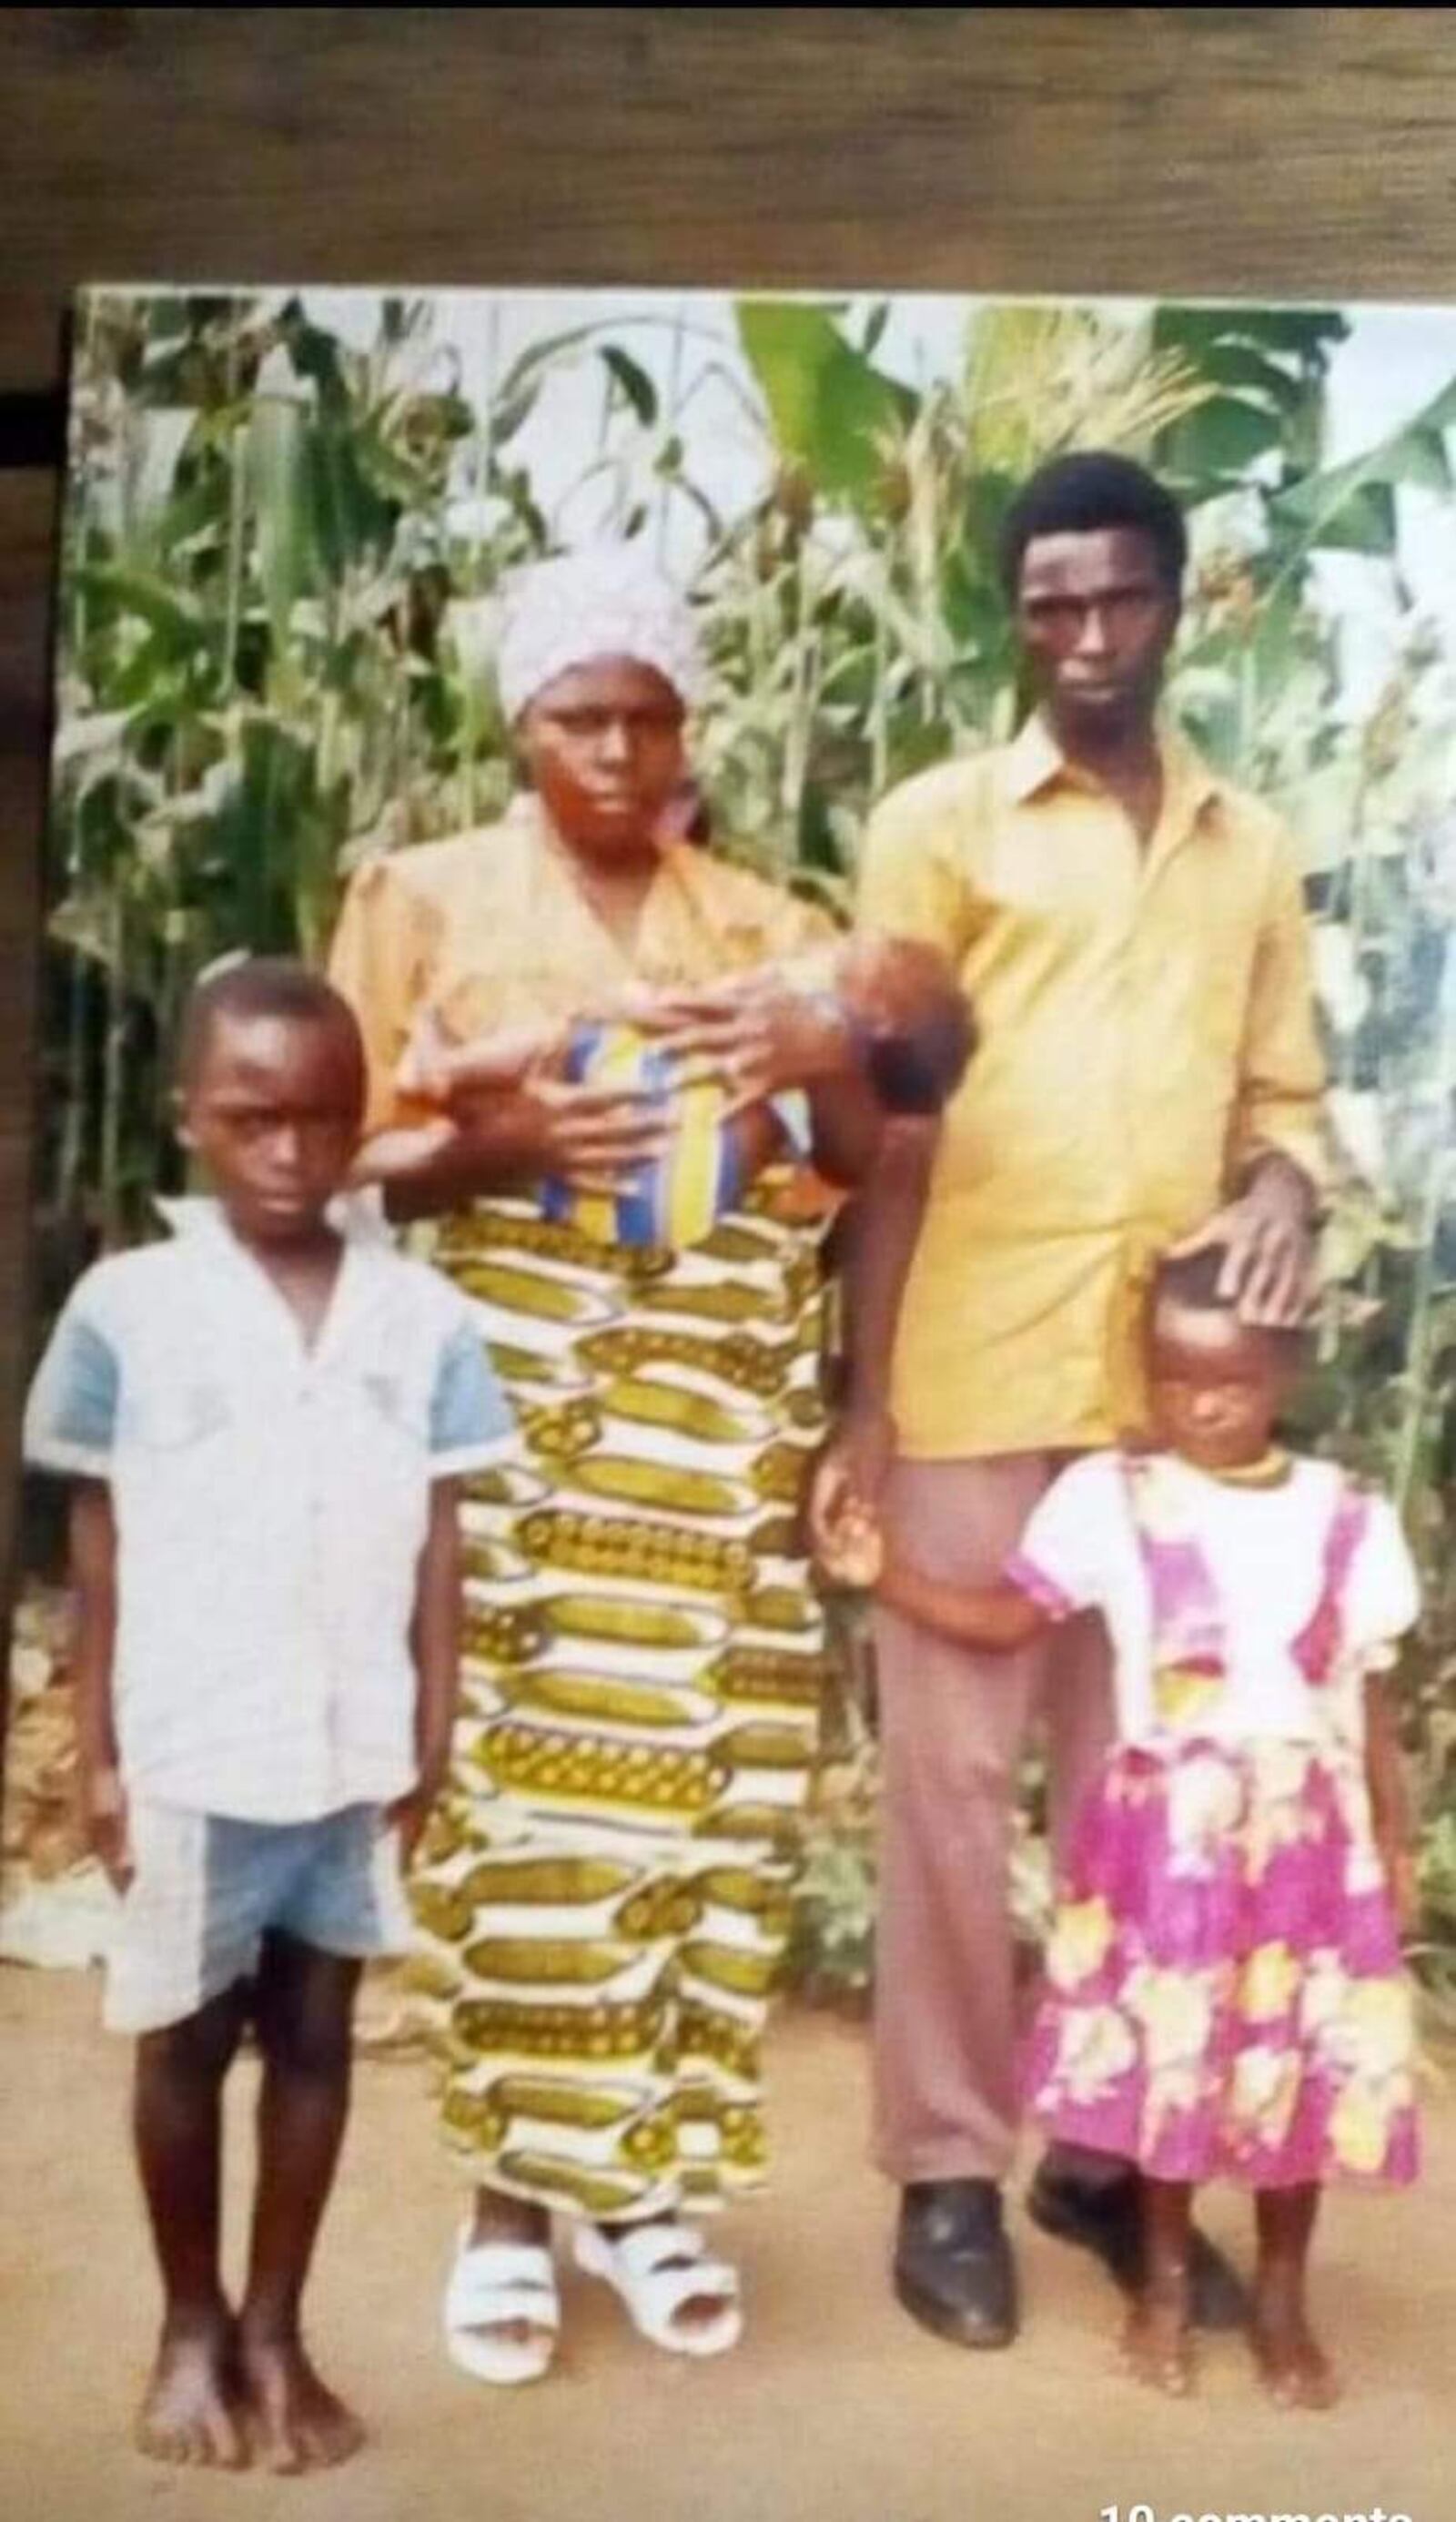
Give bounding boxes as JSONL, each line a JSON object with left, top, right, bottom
{"left": 443, "top": 2227, "right": 561, "bottom": 2385}
{"left": 573, "top": 2218, "right": 743, "bottom": 2358}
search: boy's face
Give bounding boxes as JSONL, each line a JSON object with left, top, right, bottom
{"left": 1148, "top": 1298, "right": 1292, "bottom": 1471}
{"left": 179, "top": 1010, "right": 363, "bottom": 1245}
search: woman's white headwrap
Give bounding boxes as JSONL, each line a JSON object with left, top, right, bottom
{"left": 496, "top": 544, "right": 703, "bottom": 723}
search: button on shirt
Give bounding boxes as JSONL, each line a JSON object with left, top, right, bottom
{"left": 24, "top": 1197, "right": 515, "bottom": 1824}
{"left": 854, "top": 716, "right": 1328, "bottom": 1458}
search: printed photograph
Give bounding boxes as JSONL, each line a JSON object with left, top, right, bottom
{"left": 4, "top": 282, "right": 1454, "bottom": 2515}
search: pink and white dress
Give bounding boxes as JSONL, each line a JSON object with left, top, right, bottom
{"left": 1009, "top": 1449, "right": 1421, "bottom": 2190}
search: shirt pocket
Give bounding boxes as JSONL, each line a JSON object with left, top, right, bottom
{"left": 355, "top": 1369, "right": 430, "bottom": 1450}
{"left": 120, "top": 1380, "right": 233, "bottom": 1453}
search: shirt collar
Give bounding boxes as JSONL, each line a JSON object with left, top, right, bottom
{"left": 153, "top": 1191, "right": 391, "bottom": 1364}
{"left": 1001, "top": 711, "right": 1224, "bottom": 830}
{"left": 156, "top": 1188, "right": 391, "bottom": 1246}
{"left": 517, "top": 787, "right": 748, "bottom": 987}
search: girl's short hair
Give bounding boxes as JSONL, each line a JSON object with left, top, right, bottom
{"left": 1150, "top": 1244, "right": 1308, "bottom": 1359}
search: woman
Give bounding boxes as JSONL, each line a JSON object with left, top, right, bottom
{"left": 329, "top": 546, "right": 879, "bottom": 2383}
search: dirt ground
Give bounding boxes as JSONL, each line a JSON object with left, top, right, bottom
{"left": 1, "top": 1967, "right": 1451, "bottom": 2522}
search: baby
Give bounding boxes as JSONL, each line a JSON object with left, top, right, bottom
{"left": 394, "top": 933, "right": 975, "bottom": 1121}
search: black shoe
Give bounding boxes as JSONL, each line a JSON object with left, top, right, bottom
{"left": 1026, "top": 2163, "right": 1248, "bottom": 2333}
{"left": 895, "top": 2180, "right": 1019, "bottom": 2349}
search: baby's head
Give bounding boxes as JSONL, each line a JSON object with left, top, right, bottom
{"left": 1147, "top": 1245, "right": 1306, "bottom": 1471}
{"left": 177, "top": 957, "right": 367, "bottom": 1243}
{"left": 837, "top": 937, "right": 976, "bottom": 1115}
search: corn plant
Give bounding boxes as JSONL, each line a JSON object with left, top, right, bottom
{"left": 38, "top": 285, "right": 1456, "bottom": 2002}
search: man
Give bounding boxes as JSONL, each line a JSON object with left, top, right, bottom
{"left": 824, "top": 451, "right": 1325, "bottom": 2348}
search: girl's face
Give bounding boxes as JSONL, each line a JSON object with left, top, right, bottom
{"left": 520, "top": 657, "right": 687, "bottom": 865}
{"left": 1148, "top": 1299, "right": 1292, "bottom": 1471}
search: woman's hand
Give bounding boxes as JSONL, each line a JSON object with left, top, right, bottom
{"left": 443, "top": 1065, "right": 674, "bottom": 1193}
{"left": 519, "top": 1071, "right": 672, "bottom": 1191}
{"left": 356, "top": 1072, "right": 672, "bottom": 1218}
{"left": 635, "top": 980, "right": 854, "bottom": 1113}
{"left": 443, "top": 1069, "right": 675, "bottom": 1193}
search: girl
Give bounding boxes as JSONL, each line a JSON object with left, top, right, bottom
{"left": 816, "top": 1242, "right": 1421, "bottom": 2409}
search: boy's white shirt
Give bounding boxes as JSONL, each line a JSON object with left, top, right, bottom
{"left": 23, "top": 1194, "right": 513, "bottom": 1824}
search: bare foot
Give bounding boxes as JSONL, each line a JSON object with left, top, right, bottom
{"left": 1252, "top": 2306, "right": 1341, "bottom": 2411}
{"left": 135, "top": 2311, "right": 249, "bottom": 2469}
{"left": 1120, "top": 2284, "right": 1196, "bottom": 2398}
{"left": 238, "top": 2331, "right": 365, "bottom": 2474}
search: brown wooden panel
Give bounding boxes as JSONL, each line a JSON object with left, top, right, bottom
{"left": 4, "top": 7, "right": 1456, "bottom": 407}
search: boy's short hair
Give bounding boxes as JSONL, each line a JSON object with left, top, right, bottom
{"left": 179, "top": 957, "right": 367, "bottom": 1110}
{"left": 1150, "top": 1243, "right": 1307, "bottom": 1359}
{"left": 998, "top": 451, "right": 1188, "bottom": 602}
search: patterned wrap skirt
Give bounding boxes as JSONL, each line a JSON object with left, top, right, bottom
{"left": 1025, "top": 1734, "right": 1420, "bottom": 2190}
{"left": 409, "top": 1190, "right": 829, "bottom": 2220}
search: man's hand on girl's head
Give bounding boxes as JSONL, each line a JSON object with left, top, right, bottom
{"left": 1168, "top": 1156, "right": 1317, "bottom": 1331}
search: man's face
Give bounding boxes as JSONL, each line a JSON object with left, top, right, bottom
{"left": 520, "top": 658, "right": 687, "bottom": 863}
{"left": 1016, "top": 524, "right": 1179, "bottom": 739}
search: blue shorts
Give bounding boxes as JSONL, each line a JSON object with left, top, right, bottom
{"left": 105, "top": 1800, "right": 414, "bottom": 2034}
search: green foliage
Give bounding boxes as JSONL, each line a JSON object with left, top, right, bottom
{"left": 736, "top": 301, "right": 916, "bottom": 509}
{"left": 42, "top": 287, "right": 1456, "bottom": 2004}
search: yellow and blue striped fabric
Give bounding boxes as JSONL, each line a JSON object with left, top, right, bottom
{"left": 542, "top": 1023, "right": 741, "bottom": 1251}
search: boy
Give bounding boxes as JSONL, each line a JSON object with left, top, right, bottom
{"left": 23, "top": 958, "right": 514, "bottom": 2474}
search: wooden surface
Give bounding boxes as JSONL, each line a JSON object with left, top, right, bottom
{"left": 5, "top": 5, "right": 1456, "bottom": 1741}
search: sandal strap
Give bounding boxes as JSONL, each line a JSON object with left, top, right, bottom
{"left": 445, "top": 2241, "right": 560, "bottom": 2332}
{"left": 644, "top": 2261, "right": 740, "bottom": 2323}
{"left": 600, "top": 2220, "right": 737, "bottom": 2298}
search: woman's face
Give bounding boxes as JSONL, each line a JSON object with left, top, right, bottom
{"left": 520, "top": 657, "right": 687, "bottom": 862}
